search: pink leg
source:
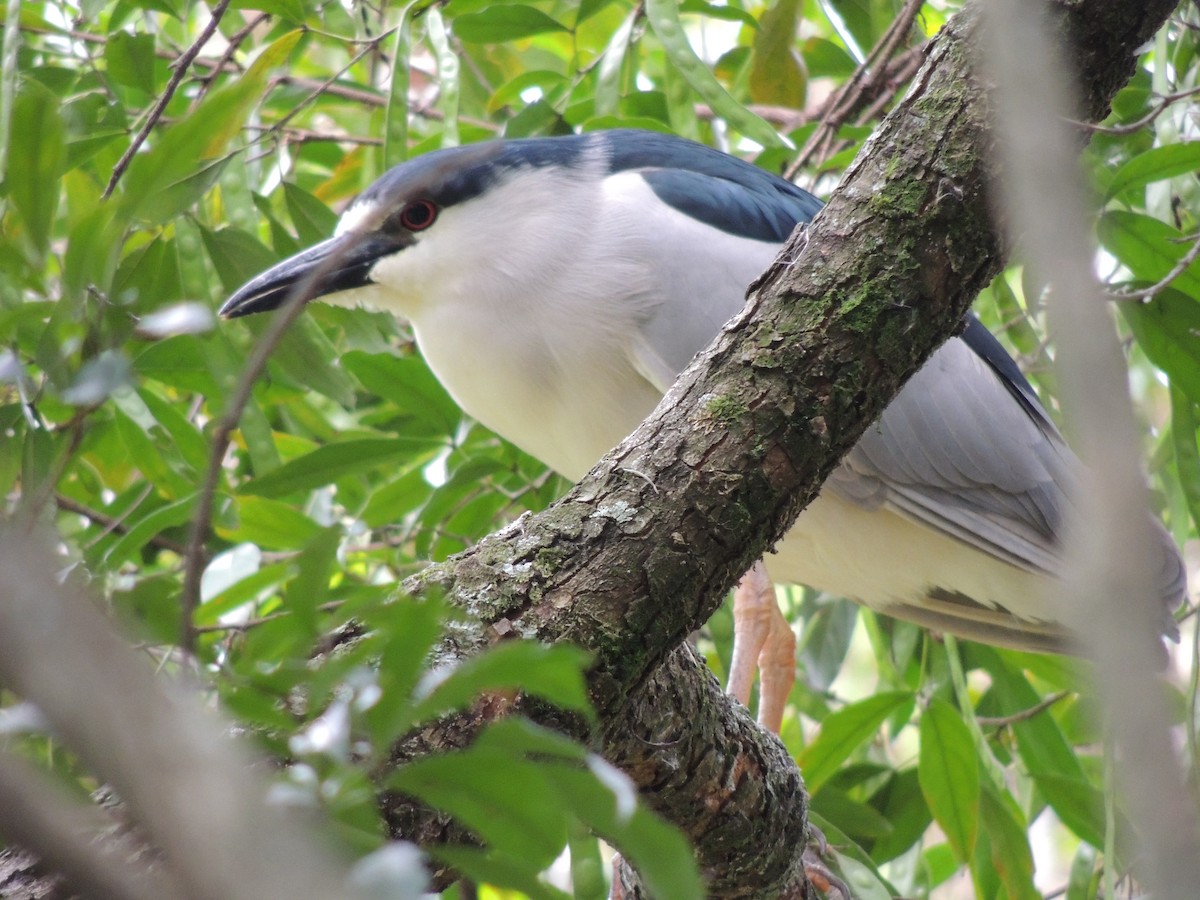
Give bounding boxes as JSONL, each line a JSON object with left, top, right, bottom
{"left": 728, "top": 561, "right": 795, "bottom": 732}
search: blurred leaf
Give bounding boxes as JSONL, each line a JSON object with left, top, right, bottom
{"left": 104, "top": 31, "right": 157, "bottom": 94}
{"left": 749, "top": 0, "right": 806, "bottom": 108}
{"left": 1101, "top": 142, "right": 1200, "bottom": 200}
{"left": 199, "top": 225, "right": 279, "bottom": 293}
{"left": 283, "top": 183, "right": 339, "bottom": 245}
{"left": 453, "top": 6, "right": 570, "bottom": 42}
{"left": 1121, "top": 289, "right": 1200, "bottom": 404}
{"left": 341, "top": 351, "right": 461, "bottom": 436}
{"left": 397, "top": 720, "right": 702, "bottom": 900}
{"left": 102, "top": 494, "right": 195, "bottom": 569}
{"left": 122, "top": 30, "right": 302, "bottom": 221}
{"left": 918, "top": 698, "right": 979, "bottom": 863}
{"left": 802, "top": 37, "right": 858, "bottom": 78}
{"left": 646, "top": 0, "right": 786, "bottom": 148}
{"left": 228, "top": 495, "right": 322, "bottom": 549}
{"left": 8, "top": 80, "right": 67, "bottom": 254}
{"left": 410, "top": 641, "right": 593, "bottom": 724}
{"left": 267, "top": 316, "right": 359, "bottom": 404}
{"left": 978, "top": 782, "right": 1038, "bottom": 900}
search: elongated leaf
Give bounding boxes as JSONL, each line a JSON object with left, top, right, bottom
{"left": 1121, "top": 289, "right": 1200, "bottom": 405}
{"left": 341, "top": 351, "right": 461, "bottom": 435}
{"left": 227, "top": 495, "right": 322, "bottom": 549}
{"left": 8, "top": 81, "right": 66, "bottom": 255}
{"left": 104, "top": 31, "right": 156, "bottom": 94}
{"left": 411, "top": 642, "right": 593, "bottom": 723}
{"left": 1099, "top": 210, "right": 1200, "bottom": 298}
{"left": 240, "top": 438, "right": 433, "bottom": 498}
{"left": 918, "top": 698, "right": 979, "bottom": 863}
{"left": 645, "top": 0, "right": 786, "bottom": 148}
{"left": 978, "top": 783, "right": 1039, "bottom": 900}
{"left": 797, "top": 691, "right": 912, "bottom": 792}
{"left": 122, "top": 31, "right": 302, "bottom": 221}
{"left": 749, "top": 0, "right": 806, "bottom": 108}
{"left": 391, "top": 748, "right": 569, "bottom": 864}
{"left": 453, "top": 6, "right": 569, "bottom": 42}
{"left": 978, "top": 648, "right": 1108, "bottom": 850}
{"left": 1102, "top": 142, "right": 1200, "bottom": 200}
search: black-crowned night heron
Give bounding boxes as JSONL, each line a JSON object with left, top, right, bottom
{"left": 221, "top": 129, "right": 1186, "bottom": 731}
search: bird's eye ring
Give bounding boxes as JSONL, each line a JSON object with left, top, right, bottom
{"left": 399, "top": 199, "right": 438, "bottom": 231}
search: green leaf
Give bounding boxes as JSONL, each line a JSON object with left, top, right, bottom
{"left": 391, "top": 750, "right": 570, "bottom": 864}
{"left": 918, "top": 698, "right": 979, "bottom": 863}
{"left": 1122, "top": 289, "right": 1200, "bottom": 405}
{"left": 749, "top": 0, "right": 806, "bottom": 108}
{"left": 8, "top": 80, "right": 66, "bottom": 255}
{"left": 978, "top": 783, "right": 1039, "bottom": 900}
{"left": 199, "top": 225, "right": 279, "bottom": 293}
{"left": 797, "top": 691, "right": 912, "bottom": 792}
{"left": 101, "top": 494, "right": 196, "bottom": 569}
{"left": 267, "top": 316, "right": 358, "bottom": 404}
{"left": 1099, "top": 211, "right": 1200, "bottom": 298}
{"left": 867, "top": 767, "right": 932, "bottom": 862}
{"left": 341, "top": 351, "right": 461, "bottom": 436}
{"left": 282, "top": 183, "right": 339, "bottom": 246}
{"left": 410, "top": 642, "right": 593, "bottom": 724}
{"left": 1101, "top": 142, "right": 1200, "bottom": 200}
{"left": 433, "top": 847, "right": 570, "bottom": 900}
{"left": 645, "top": 0, "right": 786, "bottom": 148}
{"left": 452, "top": 6, "right": 570, "bottom": 43}
{"left": 802, "top": 37, "right": 857, "bottom": 78}
{"left": 811, "top": 785, "right": 893, "bottom": 840}
{"left": 240, "top": 438, "right": 429, "bottom": 498}
{"left": 281, "top": 525, "right": 342, "bottom": 635}
{"left": 977, "top": 648, "right": 1109, "bottom": 850}
{"left": 104, "top": 31, "right": 157, "bottom": 94}
{"left": 122, "top": 30, "right": 303, "bottom": 221}
{"left": 228, "top": 495, "right": 322, "bottom": 549}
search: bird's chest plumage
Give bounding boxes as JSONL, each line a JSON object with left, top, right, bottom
{"left": 410, "top": 298, "right": 661, "bottom": 480}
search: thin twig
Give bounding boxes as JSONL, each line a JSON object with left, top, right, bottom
{"left": 103, "top": 0, "right": 233, "bottom": 199}
{"left": 56, "top": 493, "right": 193, "bottom": 557}
{"left": 180, "top": 232, "right": 382, "bottom": 652}
{"left": 977, "top": 690, "right": 1072, "bottom": 727}
{"left": 786, "top": 0, "right": 926, "bottom": 178}
{"left": 1078, "top": 83, "right": 1200, "bottom": 135}
{"left": 1109, "top": 231, "right": 1200, "bottom": 301}
{"left": 192, "top": 11, "right": 266, "bottom": 104}
{"left": 244, "top": 124, "right": 384, "bottom": 146}
{"left": 267, "top": 29, "right": 398, "bottom": 137}
{"left": 181, "top": 299, "right": 308, "bottom": 653}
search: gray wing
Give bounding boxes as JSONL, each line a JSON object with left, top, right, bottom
{"left": 827, "top": 334, "right": 1077, "bottom": 575}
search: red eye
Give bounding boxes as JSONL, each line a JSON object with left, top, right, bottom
{"left": 399, "top": 199, "right": 438, "bottom": 231}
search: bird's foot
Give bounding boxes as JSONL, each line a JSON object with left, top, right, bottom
{"left": 802, "top": 825, "right": 852, "bottom": 900}
{"left": 728, "top": 561, "right": 796, "bottom": 732}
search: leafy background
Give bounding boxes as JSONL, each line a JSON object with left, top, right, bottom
{"left": 1, "top": 0, "right": 1199, "bottom": 897}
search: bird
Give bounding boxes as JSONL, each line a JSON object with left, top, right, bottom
{"left": 220, "top": 128, "right": 1186, "bottom": 732}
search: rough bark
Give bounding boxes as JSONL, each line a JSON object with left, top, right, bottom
{"left": 375, "top": 0, "right": 1179, "bottom": 895}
